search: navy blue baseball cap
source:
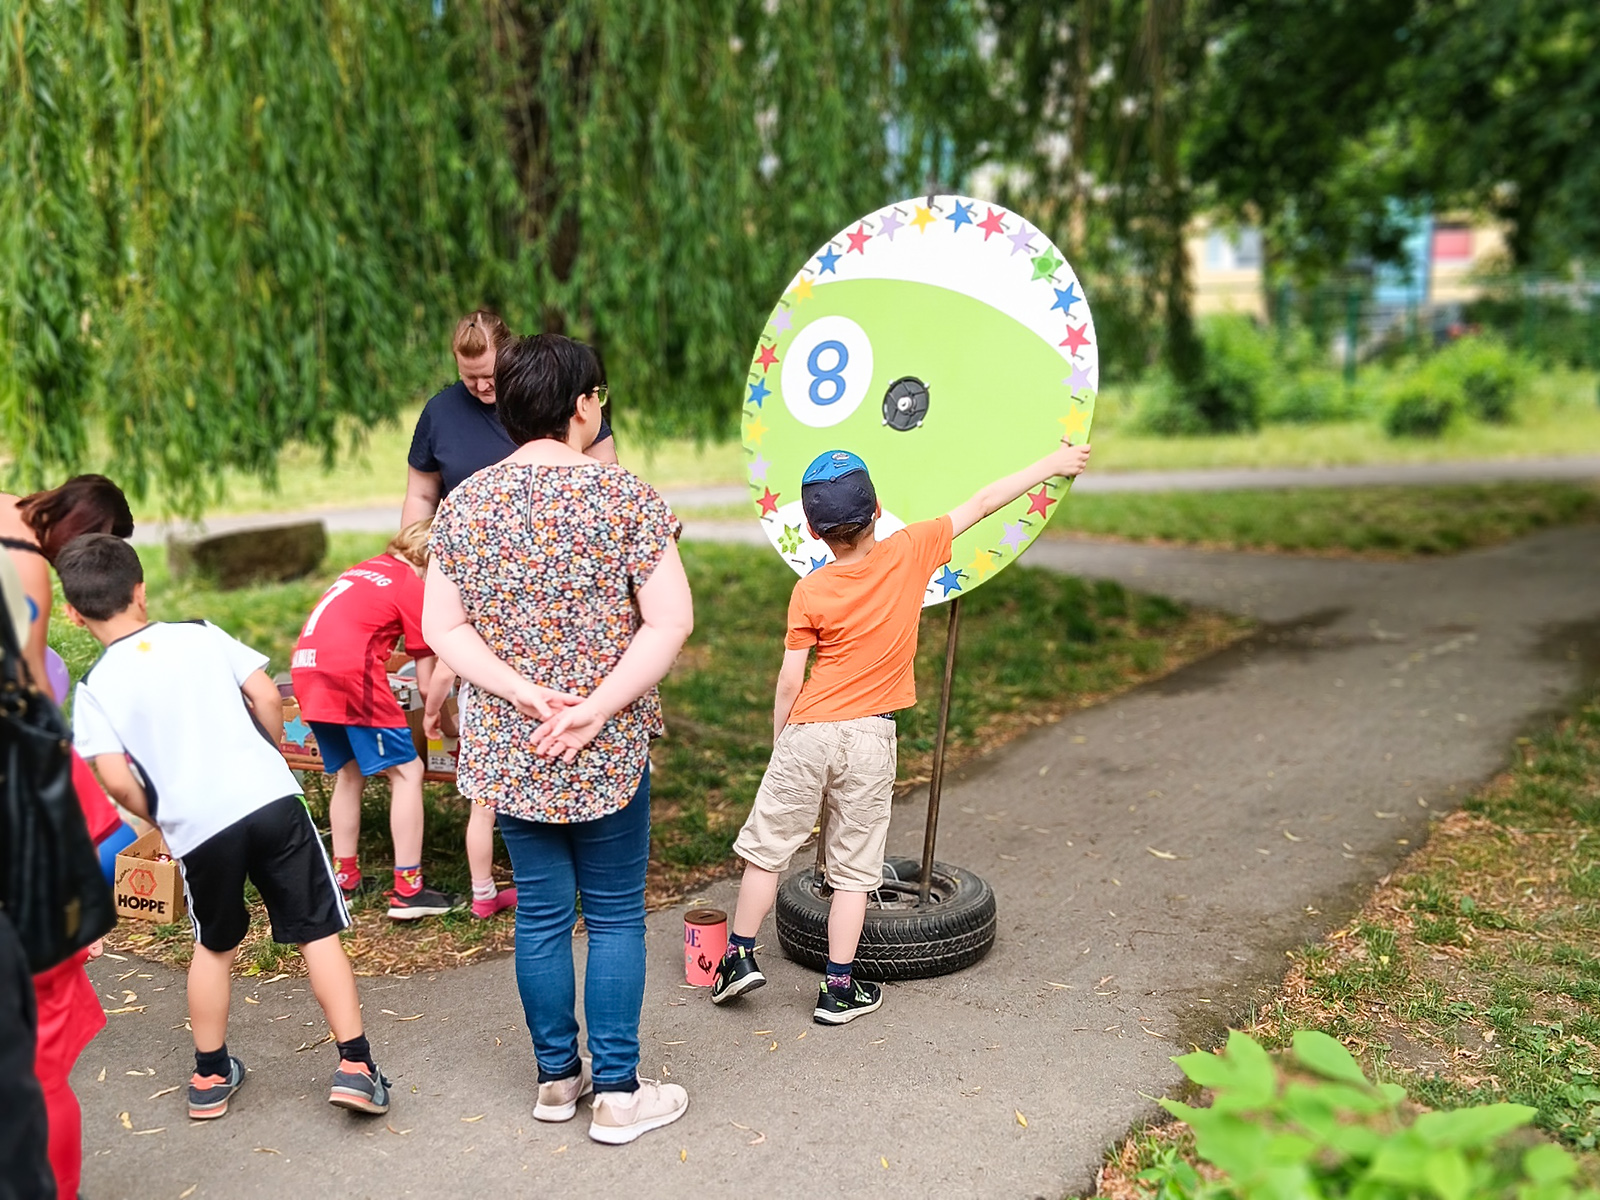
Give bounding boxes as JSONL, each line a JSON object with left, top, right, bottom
{"left": 801, "top": 450, "right": 877, "bottom": 533}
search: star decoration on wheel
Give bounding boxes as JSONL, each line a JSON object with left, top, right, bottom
{"left": 755, "top": 344, "right": 779, "bottom": 373}
{"left": 846, "top": 223, "right": 871, "bottom": 254}
{"left": 1031, "top": 249, "right": 1064, "bottom": 281}
{"left": 747, "top": 378, "right": 771, "bottom": 407}
{"left": 1059, "top": 322, "right": 1092, "bottom": 356}
{"left": 283, "top": 715, "right": 313, "bottom": 747}
{"left": 978, "top": 207, "right": 1007, "bottom": 240}
{"left": 1058, "top": 408, "right": 1091, "bottom": 441}
{"left": 966, "top": 549, "right": 998, "bottom": 580}
{"left": 745, "top": 414, "right": 769, "bottom": 444}
{"left": 757, "top": 487, "right": 780, "bottom": 516}
{"left": 772, "top": 309, "right": 793, "bottom": 333}
{"left": 1025, "top": 486, "right": 1057, "bottom": 517}
{"left": 1064, "top": 361, "right": 1094, "bottom": 391}
{"left": 809, "top": 556, "right": 830, "bottom": 574}
{"left": 911, "top": 205, "right": 936, "bottom": 233}
{"left": 779, "top": 525, "right": 802, "bottom": 554}
{"left": 793, "top": 278, "right": 814, "bottom": 301}
{"left": 878, "top": 211, "right": 905, "bottom": 240}
{"left": 1007, "top": 225, "right": 1036, "bottom": 256}
{"left": 748, "top": 453, "right": 771, "bottom": 484}
{"left": 947, "top": 201, "right": 974, "bottom": 232}
{"left": 1000, "top": 522, "right": 1028, "bottom": 554}
{"left": 1052, "top": 282, "right": 1082, "bottom": 315}
{"left": 816, "top": 246, "right": 842, "bottom": 275}
{"left": 933, "top": 565, "right": 965, "bottom": 596}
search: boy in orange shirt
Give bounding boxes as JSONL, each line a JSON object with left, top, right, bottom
{"left": 712, "top": 439, "right": 1091, "bottom": 1023}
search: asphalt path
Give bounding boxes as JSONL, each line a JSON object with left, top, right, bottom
{"left": 78, "top": 509, "right": 1600, "bottom": 1199}
{"left": 126, "top": 455, "right": 1600, "bottom": 545}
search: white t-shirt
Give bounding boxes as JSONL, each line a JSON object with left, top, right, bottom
{"left": 72, "top": 621, "right": 301, "bottom": 858}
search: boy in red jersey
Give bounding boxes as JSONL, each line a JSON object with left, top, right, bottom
{"left": 291, "top": 521, "right": 468, "bottom": 919}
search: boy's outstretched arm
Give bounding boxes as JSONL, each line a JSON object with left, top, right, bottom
{"left": 773, "top": 648, "right": 809, "bottom": 742}
{"left": 241, "top": 669, "right": 285, "bottom": 747}
{"left": 91, "top": 754, "right": 150, "bottom": 823}
{"left": 946, "top": 440, "right": 1091, "bottom": 538}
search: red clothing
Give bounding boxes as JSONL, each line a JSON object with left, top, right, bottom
{"left": 291, "top": 554, "right": 433, "bottom": 726}
{"left": 32, "top": 750, "right": 122, "bottom": 1199}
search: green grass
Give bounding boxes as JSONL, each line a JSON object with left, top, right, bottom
{"left": 1055, "top": 481, "right": 1600, "bottom": 557}
{"left": 1249, "top": 694, "right": 1600, "bottom": 1154}
{"left": 68, "top": 535, "right": 1241, "bottom": 972}
{"left": 109, "top": 368, "right": 1600, "bottom": 522}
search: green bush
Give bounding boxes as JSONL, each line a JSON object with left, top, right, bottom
{"left": 1138, "top": 315, "right": 1282, "bottom": 434}
{"left": 1429, "top": 336, "right": 1524, "bottom": 423}
{"left": 1384, "top": 371, "right": 1464, "bottom": 437}
{"left": 1264, "top": 371, "right": 1361, "bottom": 425}
{"left": 1465, "top": 292, "right": 1600, "bottom": 370}
{"left": 1140, "top": 1029, "right": 1599, "bottom": 1200}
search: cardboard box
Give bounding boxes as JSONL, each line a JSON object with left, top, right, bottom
{"left": 278, "top": 697, "right": 322, "bottom": 765}
{"left": 113, "top": 829, "right": 186, "bottom": 924}
{"left": 404, "top": 697, "right": 459, "bottom": 773}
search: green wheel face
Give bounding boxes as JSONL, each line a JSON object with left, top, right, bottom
{"left": 741, "top": 196, "right": 1097, "bottom": 605}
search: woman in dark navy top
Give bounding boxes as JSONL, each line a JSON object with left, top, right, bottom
{"left": 401, "top": 311, "right": 616, "bottom": 526}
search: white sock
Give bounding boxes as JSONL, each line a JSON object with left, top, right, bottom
{"left": 471, "top": 878, "right": 496, "bottom": 902}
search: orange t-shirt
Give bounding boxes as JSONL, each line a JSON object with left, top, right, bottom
{"left": 784, "top": 516, "right": 954, "bottom": 724}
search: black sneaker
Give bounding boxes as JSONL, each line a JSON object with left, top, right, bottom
{"left": 710, "top": 946, "right": 766, "bottom": 1005}
{"left": 813, "top": 979, "right": 882, "bottom": 1025}
{"left": 188, "top": 1055, "right": 246, "bottom": 1120}
{"left": 387, "top": 886, "right": 459, "bottom": 921}
{"left": 328, "top": 1061, "right": 391, "bottom": 1114}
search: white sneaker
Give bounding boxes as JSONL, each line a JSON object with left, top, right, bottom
{"left": 534, "top": 1059, "right": 592, "bottom": 1122}
{"left": 588, "top": 1078, "right": 689, "bottom": 1145}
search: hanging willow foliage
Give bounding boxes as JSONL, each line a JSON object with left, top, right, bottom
{"left": 0, "top": 0, "right": 987, "bottom": 512}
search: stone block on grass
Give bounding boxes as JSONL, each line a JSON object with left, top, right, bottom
{"left": 167, "top": 520, "right": 328, "bottom": 590}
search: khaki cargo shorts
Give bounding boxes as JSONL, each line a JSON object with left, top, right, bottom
{"left": 732, "top": 716, "right": 897, "bottom": 891}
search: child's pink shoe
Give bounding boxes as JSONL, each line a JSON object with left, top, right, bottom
{"left": 470, "top": 887, "right": 517, "bottom": 919}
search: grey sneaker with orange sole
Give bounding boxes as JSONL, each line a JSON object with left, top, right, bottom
{"left": 188, "top": 1055, "right": 246, "bottom": 1120}
{"left": 588, "top": 1079, "right": 689, "bottom": 1145}
{"left": 328, "top": 1061, "right": 391, "bottom": 1114}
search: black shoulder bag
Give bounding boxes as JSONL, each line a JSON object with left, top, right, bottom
{"left": 0, "top": 611, "right": 116, "bottom": 974}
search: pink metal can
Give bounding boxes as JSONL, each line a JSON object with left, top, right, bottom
{"left": 684, "top": 908, "right": 728, "bottom": 986}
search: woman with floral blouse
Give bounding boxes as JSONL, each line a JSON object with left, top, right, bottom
{"left": 422, "top": 334, "right": 694, "bottom": 1145}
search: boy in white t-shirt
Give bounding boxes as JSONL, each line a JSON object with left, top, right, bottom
{"left": 57, "top": 534, "right": 393, "bottom": 1122}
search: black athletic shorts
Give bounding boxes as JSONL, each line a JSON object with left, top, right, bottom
{"left": 178, "top": 795, "right": 350, "bottom": 952}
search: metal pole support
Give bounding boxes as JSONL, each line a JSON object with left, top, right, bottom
{"left": 918, "top": 596, "right": 963, "bottom": 904}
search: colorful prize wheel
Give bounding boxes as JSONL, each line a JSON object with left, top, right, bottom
{"left": 755, "top": 196, "right": 1099, "bottom": 980}
{"left": 740, "top": 195, "right": 1097, "bottom": 602}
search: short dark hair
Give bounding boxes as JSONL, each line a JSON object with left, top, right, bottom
{"left": 494, "top": 333, "right": 604, "bottom": 445}
{"left": 19, "top": 474, "right": 134, "bottom": 563}
{"left": 56, "top": 533, "right": 144, "bottom": 621}
{"left": 820, "top": 522, "right": 872, "bottom": 551}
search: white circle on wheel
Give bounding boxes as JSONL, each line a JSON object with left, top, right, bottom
{"left": 780, "top": 315, "right": 874, "bottom": 429}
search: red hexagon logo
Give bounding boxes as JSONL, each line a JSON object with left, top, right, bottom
{"left": 127, "top": 867, "right": 158, "bottom": 898}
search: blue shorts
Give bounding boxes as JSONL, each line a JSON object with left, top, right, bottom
{"left": 308, "top": 722, "right": 419, "bottom": 776}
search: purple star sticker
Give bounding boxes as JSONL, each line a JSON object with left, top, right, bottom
{"left": 878, "top": 211, "right": 904, "bottom": 240}
{"left": 772, "top": 309, "right": 792, "bottom": 333}
{"left": 1007, "top": 224, "right": 1036, "bottom": 256}
{"left": 1064, "top": 361, "right": 1094, "bottom": 391}
{"left": 748, "top": 453, "right": 770, "bottom": 484}
{"left": 1000, "top": 522, "right": 1028, "bottom": 554}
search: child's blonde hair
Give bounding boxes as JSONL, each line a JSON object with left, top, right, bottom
{"left": 387, "top": 518, "right": 432, "bottom": 569}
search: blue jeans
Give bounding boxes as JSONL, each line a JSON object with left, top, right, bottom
{"left": 498, "top": 767, "right": 650, "bottom": 1094}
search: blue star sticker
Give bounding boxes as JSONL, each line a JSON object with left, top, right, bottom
{"left": 816, "top": 246, "right": 842, "bottom": 274}
{"left": 1051, "top": 282, "right": 1082, "bottom": 315}
{"left": 947, "top": 201, "right": 974, "bottom": 232}
{"left": 934, "top": 565, "right": 965, "bottom": 596}
{"left": 283, "top": 715, "right": 312, "bottom": 747}
{"left": 809, "top": 556, "right": 830, "bottom": 574}
{"left": 747, "top": 378, "right": 770, "bottom": 407}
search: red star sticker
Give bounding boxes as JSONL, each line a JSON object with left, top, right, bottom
{"left": 1059, "top": 322, "right": 1092, "bottom": 356}
{"left": 755, "top": 344, "right": 779, "bottom": 373}
{"left": 846, "top": 223, "right": 871, "bottom": 254}
{"left": 1025, "top": 487, "right": 1057, "bottom": 517}
{"left": 757, "top": 488, "right": 780, "bottom": 516}
{"left": 978, "top": 208, "right": 1006, "bottom": 240}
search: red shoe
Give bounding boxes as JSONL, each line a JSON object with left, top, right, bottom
{"left": 470, "top": 887, "right": 517, "bottom": 919}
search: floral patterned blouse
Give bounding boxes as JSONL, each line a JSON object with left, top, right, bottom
{"left": 430, "top": 462, "right": 678, "bottom": 822}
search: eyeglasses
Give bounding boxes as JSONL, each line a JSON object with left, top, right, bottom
{"left": 593, "top": 384, "right": 609, "bottom": 407}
